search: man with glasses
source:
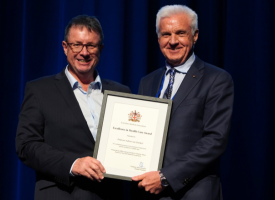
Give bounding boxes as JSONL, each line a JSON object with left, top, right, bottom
{"left": 16, "top": 15, "right": 130, "bottom": 200}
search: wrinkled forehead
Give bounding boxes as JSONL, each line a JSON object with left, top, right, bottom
{"left": 160, "top": 13, "right": 191, "bottom": 25}
{"left": 159, "top": 13, "right": 192, "bottom": 32}
{"left": 67, "top": 25, "right": 93, "bottom": 36}
{"left": 66, "top": 25, "right": 101, "bottom": 45}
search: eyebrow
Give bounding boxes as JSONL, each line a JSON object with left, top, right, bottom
{"left": 175, "top": 30, "right": 187, "bottom": 34}
{"left": 74, "top": 41, "right": 95, "bottom": 45}
{"left": 160, "top": 31, "right": 171, "bottom": 35}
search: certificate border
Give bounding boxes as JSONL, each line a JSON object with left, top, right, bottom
{"left": 93, "top": 90, "right": 172, "bottom": 181}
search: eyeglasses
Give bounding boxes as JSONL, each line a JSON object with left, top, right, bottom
{"left": 66, "top": 42, "right": 100, "bottom": 53}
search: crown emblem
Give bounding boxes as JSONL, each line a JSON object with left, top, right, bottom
{"left": 128, "top": 110, "right": 142, "bottom": 122}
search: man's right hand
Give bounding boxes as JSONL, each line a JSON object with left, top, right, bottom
{"left": 72, "top": 156, "right": 105, "bottom": 182}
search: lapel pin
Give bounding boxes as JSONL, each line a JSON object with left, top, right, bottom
{"left": 193, "top": 75, "right": 195, "bottom": 78}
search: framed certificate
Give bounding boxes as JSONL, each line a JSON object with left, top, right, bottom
{"left": 93, "top": 90, "right": 172, "bottom": 181}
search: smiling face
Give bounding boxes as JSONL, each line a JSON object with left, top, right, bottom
{"left": 62, "top": 26, "right": 103, "bottom": 79}
{"left": 158, "top": 13, "right": 198, "bottom": 67}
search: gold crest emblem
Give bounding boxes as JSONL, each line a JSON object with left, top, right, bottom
{"left": 128, "top": 110, "right": 142, "bottom": 122}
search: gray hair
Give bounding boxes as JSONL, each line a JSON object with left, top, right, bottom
{"left": 64, "top": 15, "right": 104, "bottom": 45}
{"left": 156, "top": 5, "right": 198, "bottom": 37}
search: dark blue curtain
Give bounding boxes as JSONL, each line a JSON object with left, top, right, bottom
{"left": 1, "top": 0, "right": 274, "bottom": 199}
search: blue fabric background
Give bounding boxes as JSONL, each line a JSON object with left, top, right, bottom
{"left": 1, "top": 0, "right": 274, "bottom": 199}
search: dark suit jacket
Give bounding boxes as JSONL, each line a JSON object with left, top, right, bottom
{"left": 16, "top": 69, "right": 131, "bottom": 200}
{"left": 132, "top": 57, "right": 234, "bottom": 200}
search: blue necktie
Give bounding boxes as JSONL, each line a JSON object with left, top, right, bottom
{"left": 163, "top": 69, "right": 176, "bottom": 99}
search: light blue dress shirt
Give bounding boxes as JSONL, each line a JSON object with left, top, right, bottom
{"left": 159, "top": 53, "right": 195, "bottom": 99}
{"left": 65, "top": 66, "right": 103, "bottom": 176}
{"left": 65, "top": 66, "right": 103, "bottom": 140}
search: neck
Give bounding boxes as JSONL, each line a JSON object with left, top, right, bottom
{"left": 185, "top": 49, "right": 193, "bottom": 63}
{"left": 68, "top": 66, "right": 95, "bottom": 91}
{"left": 168, "top": 49, "right": 194, "bottom": 67}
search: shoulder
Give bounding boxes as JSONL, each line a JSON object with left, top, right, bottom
{"left": 101, "top": 79, "right": 131, "bottom": 93}
{"left": 205, "top": 62, "right": 229, "bottom": 75}
{"left": 207, "top": 65, "right": 233, "bottom": 84}
{"left": 26, "top": 74, "right": 57, "bottom": 89}
{"left": 23, "top": 70, "right": 67, "bottom": 96}
{"left": 21, "top": 74, "right": 60, "bottom": 104}
{"left": 140, "top": 67, "right": 165, "bottom": 83}
{"left": 29, "top": 74, "right": 57, "bottom": 83}
{"left": 196, "top": 57, "right": 233, "bottom": 82}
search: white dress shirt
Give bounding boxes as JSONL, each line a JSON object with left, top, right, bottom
{"left": 159, "top": 53, "right": 195, "bottom": 99}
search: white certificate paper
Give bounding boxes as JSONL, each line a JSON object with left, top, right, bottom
{"left": 94, "top": 91, "right": 172, "bottom": 181}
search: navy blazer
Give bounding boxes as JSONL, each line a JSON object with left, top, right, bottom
{"left": 133, "top": 57, "right": 234, "bottom": 200}
{"left": 16, "top": 69, "right": 131, "bottom": 200}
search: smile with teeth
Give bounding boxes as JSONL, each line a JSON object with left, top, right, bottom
{"left": 77, "top": 59, "right": 92, "bottom": 63}
{"left": 169, "top": 48, "right": 180, "bottom": 52}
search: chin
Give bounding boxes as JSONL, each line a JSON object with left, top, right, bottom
{"left": 167, "top": 58, "right": 181, "bottom": 65}
{"left": 80, "top": 67, "right": 94, "bottom": 72}
{"left": 73, "top": 66, "right": 91, "bottom": 73}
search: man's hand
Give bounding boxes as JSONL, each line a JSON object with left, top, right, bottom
{"left": 72, "top": 156, "right": 105, "bottom": 182}
{"left": 132, "top": 171, "right": 165, "bottom": 194}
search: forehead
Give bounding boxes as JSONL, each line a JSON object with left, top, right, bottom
{"left": 159, "top": 13, "right": 191, "bottom": 31}
{"left": 67, "top": 26, "right": 100, "bottom": 42}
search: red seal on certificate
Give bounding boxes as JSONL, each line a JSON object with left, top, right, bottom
{"left": 128, "top": 110, "right": 142, "bottom": 122}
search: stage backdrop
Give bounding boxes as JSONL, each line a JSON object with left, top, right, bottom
{"left": 1, "top": 0, "right": 274, "bottom": 199}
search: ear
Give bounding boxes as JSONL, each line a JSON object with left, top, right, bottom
{"left": 99, "top": 44, "right": 104, "bottom": 54}
{"left": 62, "top": 41, "right": 68, "bottom": 56}
{"left": 193, "top": 29, "right": 199, "bottom": 44}
{"left": 158, "top": 36, "right": 161, "bottom": 46}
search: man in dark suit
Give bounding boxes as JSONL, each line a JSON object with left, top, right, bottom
{"left": 16, "top": 15, "right": 130, "bottom": 199}
{"left": 131, "top": 5, "right": 234, "bottom": 200}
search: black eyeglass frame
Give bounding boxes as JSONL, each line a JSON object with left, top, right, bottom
{"left": 66, "top": 42, "right": 101, "bottom": 53}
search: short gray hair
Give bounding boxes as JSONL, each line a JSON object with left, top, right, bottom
{"left": 156, "top": 5, "right": 198, "bottom": 37}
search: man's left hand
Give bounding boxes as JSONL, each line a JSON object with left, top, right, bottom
{"left": 132, "top": 171, "right": 165, "bottom": 194}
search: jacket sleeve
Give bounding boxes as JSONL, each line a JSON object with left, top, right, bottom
{"left": 15, "top": 82, "right": 78, "bottom": 186}
{"left": 161, "top": 71, "right": 234, "bottom": 192}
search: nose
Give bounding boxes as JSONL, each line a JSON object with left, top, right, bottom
{"left": 80, "top": 45, "right": 90, "bottom": 56}
{"left": 169, "top": 34, "right": 178, "bottom": 45}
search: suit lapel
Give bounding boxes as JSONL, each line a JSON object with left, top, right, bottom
{"left": 54, "top": 70, "right": 95, "bottom": 144}
{"left": 151, "top": 67, "right": 166, "bottom": 97}
{"left": 101, "top": 79, "right": 112, "bottom": 93}
{"left": 171, "top": 57, "right": 204, "bottom": 115}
